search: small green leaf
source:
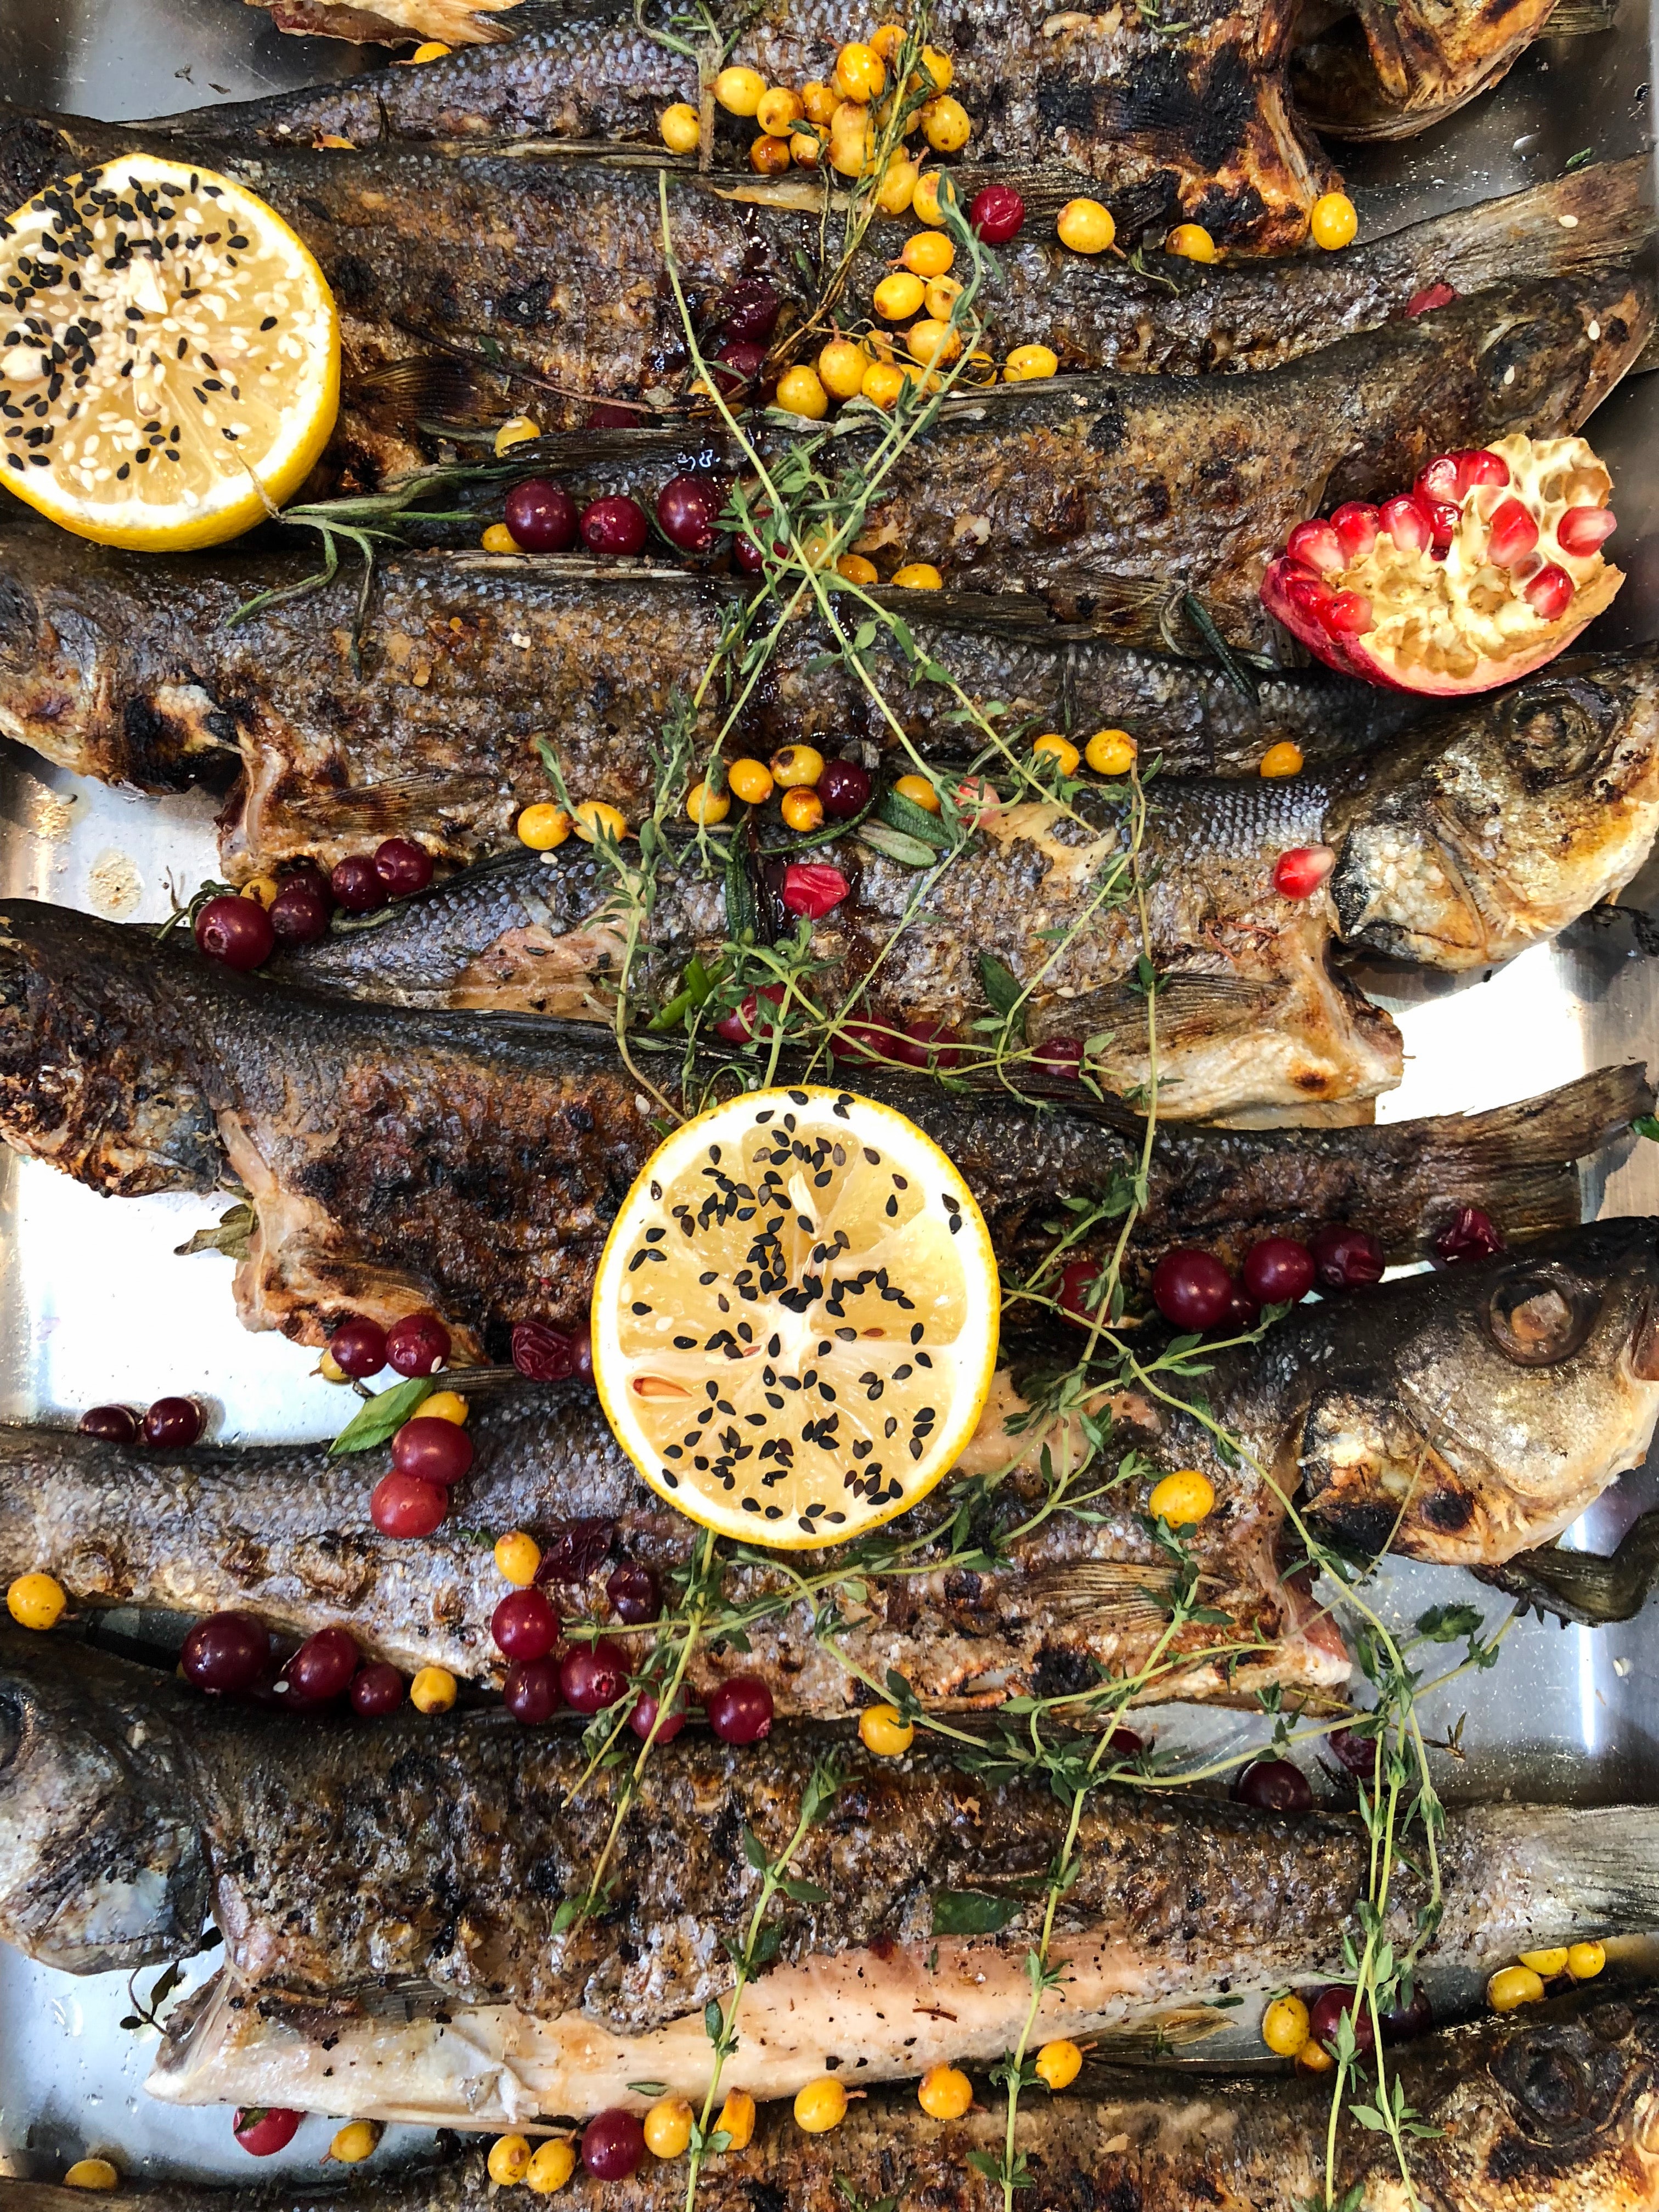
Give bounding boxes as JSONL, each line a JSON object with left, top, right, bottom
{"left": 857, "top": 822, "right": 938, "bottom": 869}
{"left": 741, "top": 1824, "right": 770, "bottom": 1871}
{"left": 1634, "top": 1114, "right": 1659, "bottom": 1142}
{"left": 704, "top": 1999, "right": 726, "bottom": 2045}
{"left": 1415, "top": 1602, "right": 1485, "bottom": 1644}
{"left": 978, "top": 952, "right": 1025, "bottom": 1021}
{"left": 627, "top": 2081, "right": 669, "bottom": 2097}
{"left": 328, "top": 1375, "right": 436, "bottom": 1455}
{"left": 932, "top": 1888, "right": 1022, "bottom": 1935}
{"left": 875, "top": 785, "right": 952, "bottom": 849}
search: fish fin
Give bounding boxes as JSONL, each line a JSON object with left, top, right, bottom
{"left": 280, "top": 772, "right": 496, "bottom": 827}
{"left": 1473, "top": 1506, "right": 1659, "bottom": 1624}
{"left": 1082, "top": 2006, "right": 1232, "bottom": 2056}
{"left": 1541, "top": 0, "right": 1620, "bottom": 30}
{"left": 1021, "top": 1560, "right": 1178, "bottom": 1628}
{"left": 355, "top": 354, "right": 483, "bottom": 427}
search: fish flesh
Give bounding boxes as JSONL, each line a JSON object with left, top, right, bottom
{"left": 0, "top": 1626, "right": 1653, "bottom": 2120}
{"left": 12, "top": 1994, "right": 1659, "bottom": 2209}
{"left": 267, "top": 650, "right": 1659, "bottom": 1096}
{"left": 1, "top": 108, "right": 1641, "bottom": 435}
{"left": 0, "top": 889, "right": 1647, "bottom": 1339}
{"left": 2, "top": 1189, "right": 1656, "bottom": 1709}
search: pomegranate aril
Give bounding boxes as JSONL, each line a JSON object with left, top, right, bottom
{"left": 1557, "top": 504, "right": 1617, "bottom": 556}
{"left": 1330, "top": 501, "right": 1379, "bottom": 562}
{"left": 385, "top": 1311, "right": 450, "bottom": 1378}
{"left": 1415, "top": 454, "right": 1461, "bottom": 505}
{"left": 284, "top": 1625, "right": 359, "bottom": 1703}
{"left": 1286, "top": 520, "right": 1342, "bottom": 574}
{"left": 780, "top": 862, "right": 849, "bottom": 918}
{"left": 1525, "top": 563, "right": 1574, "bottom": 620}
{"left": 1454, "top": 447, "right": 1509, "bottom": 492}
{"left": 1426, "top": 500, "right": 1459, "bottom": 555}
{"left": 1272, "top": 845, "right": 1336, "bottom": 900}
{"left": 1319, "top": 590, "right": 1372, "bottom": 636}
{"left": 1434, "top": 1205, "right": 1505, "bottom": 1266}
{"left": 1150, "top": 1247, "right": 1233, "bottom": 1331}
{"left": 1280, "top": 565, "right": 1332, "bottom": 617}
{"left": 1485, "top": 496, "right": 1538, "bottom": 568}
{"left": 350, "top": 1662, "right": 406, "bottom": 1716}
{"left": 1379, "top": 494, "right": 1431, "bottom": 554}
{"left": 1404, "top": 280, "right": 1457, "bottom": 317}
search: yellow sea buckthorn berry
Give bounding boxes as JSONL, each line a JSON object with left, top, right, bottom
{"left": 922, "top": 96, "right": 971, "bottom": 152}
{"left": 859, "top": 1702, "right": 915, "bottom": 1756}
{"left": 902, "top": 363, "right": 942, "bottom": 396}
{"left": 830, "top": 101, "right": 876, "bottom": 177}
{"left": 750, "top": 134, "right": 793, "bottom": 176}
{"left": 1296, "top": 2036, "right": 1335, "bottom": 2074}
{"left": 782, "top": 787, "right": 826, "bottom": 833}
{"left": 517, "top": 802, "right": 572, "bottom": 851}
{"left": 803, "top": 80, "right": 840, "bottom": 124}
{"left": 573, "top": 800, "right": 628, "bottom": 844}
{"left": 1167, "top": 222, "right": 1217, "bottom": 263}
{"left": 329, "top": 2121, "right": 382, "bottom": 2165}
{"left": 1488, "top": 1965, "right": 1547, "bottom": 2012}
{"left": 1520, "top": 1948, "right": 1570, "bottom": 1977}
{"left": 836, "top": 552, "right": 879, "bottom": 586}
{"left": 410, "top": 39, "right": 452, "bottom": 59}
{"left": 241, "top": 874, "right": 280, "bottom": 910}
{"left": 919, "top": 45, "right": 954, "bottom": 92}
{"left": 906, "top": 318, "right": 961, "bottom": 366}
{"left": 494, "top": 414, "right": 541, "bottom": 456}
{"left": 422, "top": 1390, "right": 470, "bottom": 1427}
{"left": 1085, "top": 727, "right": 1137, "bottom": 775}
{"left": 643, "top": 2097, "right": 695, "bottom": 2158}
{"left": 714, "top": 65, "right": 765, "bottom": 116}
{"left": 901, "top": 229, "right": 956, "bottom": 279}
{"left": 894, "top": 773, "right": 941, "bottom": 813}
{"left": 1148, "top": 1470, "right": 1216, "bottom": 1527}
{"left": 319, "top": 1349, "right": 350, "bottom": 1384}
{"left": 1003, "top": 343, "right": 1058, "bottom": 382}
{"left": 686, "top": 780, "right": 731, "bottom": 825}
{"left": 834, "top": 41, "right": 887, "bottom": 102}
{"left": 487, "top": 2135, "right": 533, "bottom": 2187}
{"left": 819, "top": 338, "right": 868, "bottom": 399}
{"left": 7, "top": 1572, "right": 65, "bottom": 1632}
{"left": 873, "top": 270, "right": 926, "bottom": 321}
{"left": 728, "top": 757, "right": 775, "bottom": 804}
{"left": 524, "top": 2140, "right": 576, "bottom": 2194}
{"left": 912, "top": 171, "right": 951, "bottom": 225}
{"left": 771, "top": 743, "right": 825, "bottom": 787}
{"left": 63, "top": 2165, "right": 119, "bottom": 2193}
{"left": 1568, "top": 1942, "right": 1606, "bottom": 1979}
{"left": 756, "top": 85, "right": 804, "bottom": 136}
{"left": 963, "top": 347, "right": 998, "bottom": 385}
{"left": 1261, "top": 1995, "right": 1311, "bottom": 2057}
{"left": 861, "top": 359, "right": 907, "bottom": 408}
{"left": 794, "top": 2078, "right": 849, "bottom": 2134}
{"left": 1032, "top": 732, "right": 1080, "bottom": 776}
{"left": 659, "top": 102, "right": 701, "bottom": 154}
{"left": 874, "top": 156, "right": 920, "bottom": 214}
{"left": 411, "top": 1664, "right": 458, "bottom": 1714}
{"left": 791, "top": 127, "right": 825, "bottom": 167}
{"left": 776, "top": 364, "right": 830, "bottom": 420}
{"left": 924, "top": 276, "right": 963, "bottom": 322}
{"left": 891, "top": 562, "right": 943, "bottom": 590}
{"left": 717, "top": 2091, "right": 757, "bottom": 2150}
{"left": 917, "top": 2065, "right": 973, "bottom": 2120}
{"left": 481, "top": 522, "right": 519, "bottom": 553}
{"left": 1259, "top": 740, "right": 1304, "bottom": 779}
{"left": 1034, "top": 2039, "right": 1084, "bottom": 2091}
{"left": 1309, "top": 191, "right": 1358, "bottom": 251}
{"left": 872, "top": 22, "right": 908, "bottom": 60}
{"left": 1057, "top": 198, "right": 1115, "bottom": 254}
{"left": 494, "top": 1530, "right": 542, "bottom": 1586}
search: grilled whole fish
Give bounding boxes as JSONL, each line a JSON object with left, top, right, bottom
{"left": 2, "top": 1627, "right": 1655, "bottom": 2118}
{"left": 0, "top": 894, "right": 1646, "bottom": 1346}
{"left": 269, "top": 651, "right": 1659, "bottom": 1085}
{"left": 2, "top": 1193, "right": 1656, "bottom": 1708}
{"left": 15, "top": 1994, "right": 1659, "bottom": 2209}
{"left": 0, "top": 110, "right": 1641, "bottom": 433}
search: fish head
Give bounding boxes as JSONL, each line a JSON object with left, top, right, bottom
{"left": 1329, "top": 648, "right": 1659, "bottom": 968}
{"left": 1297, "top": 1218, "right": 1659, "bottom": 1564}
{"left": 0, "top": 1626, "right": 210, "bottom": 1973}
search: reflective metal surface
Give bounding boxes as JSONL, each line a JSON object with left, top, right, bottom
{"left": 0, "top": 0, "right": 1657, "bottom": 2182}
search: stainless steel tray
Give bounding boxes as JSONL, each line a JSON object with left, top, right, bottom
{"left": 0, "top": 0, "right": 1656, "bottom": 2180}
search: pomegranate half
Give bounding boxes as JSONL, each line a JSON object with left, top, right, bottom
{"left": 1260, "top": 433, "right": 1622, "bottom": 695}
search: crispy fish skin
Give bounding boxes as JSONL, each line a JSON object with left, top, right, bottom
{"left": 1293, "top": 0, "right": 1589, "bottom": 138}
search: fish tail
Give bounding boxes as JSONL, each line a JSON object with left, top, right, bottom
{"left": 1527, "top": 1805, "right": 1659, "bottom": 1931}
{"left": 1415, "top": 157, "right": 1654, "bottom": 295}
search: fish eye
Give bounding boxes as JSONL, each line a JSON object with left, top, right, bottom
{"left": 1493, "top": 2030, "right": 1626, "bottom": 2141}
{"left": 1496, "top": 679, "right": 1616, "bottom": 787}
{"left": 1483, "top": 1262, "right": 1599, "bottom": 1367}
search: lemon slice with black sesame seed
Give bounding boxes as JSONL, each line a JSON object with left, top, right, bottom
{"left": 591, "top": 1086, "right": 1000, "bottom": 1549}
{"left": 0, "top": 153, "right": 338, "bottom": 550}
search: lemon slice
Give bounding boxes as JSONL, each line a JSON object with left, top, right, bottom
{"left": 592, "top": 1086, "right": 1000, "bottom": 1548}
{"left": 0, "top": 153, "right": 338, "bottom": 550}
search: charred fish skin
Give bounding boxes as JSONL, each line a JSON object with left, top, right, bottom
{"left": 1292, "top": 0, "right": 1607, "bottom": 140}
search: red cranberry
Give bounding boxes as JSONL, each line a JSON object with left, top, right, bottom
{"left": 1150, "top": 1248, "right": 1233, "bottom": 1331}
{"left": 330, "top": 855, "right": 388, "bottom": 915}
{"left": 78, "top": 1404, "right": 139, "bottom": 1444}
{"left": 901, "top": 1018, "right": 964, "bottom": 1071}
{"left": 734, "top": 532, "right": 766, "bottom": 573}
{"left": 349, "top": 1662, "right": 406, "bottom": 1716}
{"left": 969, "top": 184, "right": 1025, "bottom": 243}
{"left": 391, "top": 1417, "right": 474, "bottom": 1486}
{"left": 1308, "top": 1984, "right": 1375, "bottom": 2057}
{"left": 1222, "top": 1279, "right": 1261, "bottom": 1331}
{"left": 504, "top": 1656, "right": 561, "bottom": 1724}
{"left": 1379, "top": 1987, "right": 1434, "bottom": 2044}
{"left": 1107, "top": 1725, "right": 1144, "bottom": 1756}
{"left": 385, "top": 1311, "right": 450, "bottom": 1378}
{"left": 1231, "top": 1757, "right": 1313, "bottom": 1814}
{"left": 492, "top": 1587, "right": 561, "bottom": 1662}
{"left": 1328, "top": 1721, "right": 1378, "bottom": 1776}
{"left": 369, "top": 1470, "right": 448, "bottom": 1538}
{"left": 586, "top": 402, "right": 638, "bottom": 428}
{"left": 561, "top": 1639, "right": 631, "bottom": 1714}
{"left": 1031, "top": 1035, "right": 1084, "bottom": 1080}
{"left": 1058, "top": 1257, "right": 1102, "bottom": 1328}
{"left": 706, "top": 1673, "right": 774, "bottom": 1744}
{"left": 656, "top": 473, "right": 723, "bottom": 552}
{"left": 183, "top": 1611, "right": 271, "bottom": 1695}
{"left": 835, "top": 1020, "right": 899, "bottom": 1064}
{"left": 268, "top": 878, "right": 332, "bottom": 947}
{"left": 582, "top": 2109, "right": 646, "bottom": 2181}
{"left": 284, "top": 1626, "right": 359, "bottom": 1703}
{"left": 606, "top": 1562, "right": 661, "bottom": 1624}
{"left": 194, "top": 894, "right": 274, "bottom": 971}
{"left": 511, "top": 1321, "right": 593, "bottom": 1383}
{"left": 630, "top": 1689, "right": 687, "bottom": 1742}
{"left": 580, "top": 495, "right": 649, "bottom": 556}
{"left": 503, "top": 476, "right": 579, "bottom": 552}
{"left": 233, "top": 2109, "right": 302, "bottom": 2157}
{"left": 328, "top": 1316, "right": 387, "bottom": 1380}
{"left": 713, "top": 339, "right": 766, "bottom": 394}
{"left": 819, "top": 758, "right": 872, "bottom": 817}
{"left": 714, "top": 984, "right": 785, "bottom": 1046}
{"left": 1310, "top": 1224, "right": 1385, "bottom": 1291}
{"left": 143, "top": 1396, "right": 202, "bottom": 1448}
{"left": 1241, "top": 1237, "right": 1316, "bottom": 1306}
{"left": 719, "top": 279, "right": 781, "bottom": 345}
{"left": 1434, "top": 1206, "right": 1505, "bottom": 1266}
{"left": 373, "top": 838, "right": 433, "bottom": 897}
